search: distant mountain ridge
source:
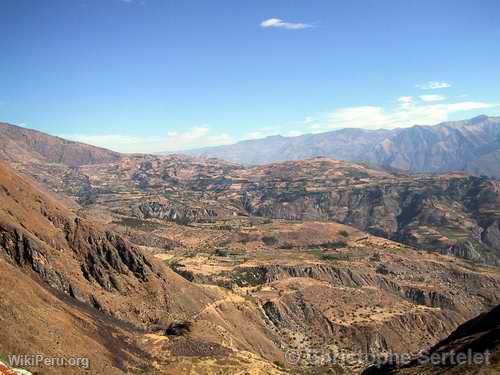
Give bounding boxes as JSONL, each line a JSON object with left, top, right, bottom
{"left": 0, "top": 122, "right": 120, "bottom": 167}
{"left": 186, "top": 115, "right": 500, "bottom": 178}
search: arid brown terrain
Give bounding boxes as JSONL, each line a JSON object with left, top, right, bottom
{"left": 1, "top": 122, "right": 499, "bottom": 374}
{"left": 363, "top": 303, "right": 500, "bottom": 374}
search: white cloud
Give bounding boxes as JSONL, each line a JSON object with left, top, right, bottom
{"left": 397, "top": 96, "right": 413, "bottom": 109}
{"left": 397, "top": 96, "right": 413, "bottom": 103}
{"left": 445, "top": 102, "right": 494, "bottom": 112}
{"left": 419, "top": 94, "right": 446, "bottom": 102}
{"left": 60, "top": 127, "right": 233, "bottom": 153}
{"left": 260, "top": 18, "right": 313, "bottom": 30}
{"left": 416, "top": 81, "right": 452, "bottom": 90}
{"left": 163, "top": 127, "right": 233, "bottom": 150}
{"left": 309, "top": 101, "right": 496, "bottom": 131}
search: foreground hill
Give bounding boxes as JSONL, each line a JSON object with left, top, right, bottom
{"left": 364, "top": 304, "right": 500, "bottom": 374}
{"left": 0, "top": 162, "right": 289, "bottom": 374}
{"left": 186, "top": 115, "right": 500, "bottom": 178}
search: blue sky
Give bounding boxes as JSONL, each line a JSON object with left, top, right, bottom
{"left": 1, "top": 0, "right": 499, "bottom": 152}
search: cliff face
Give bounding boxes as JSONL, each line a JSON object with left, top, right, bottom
{"left": 134, "top": 201, "right": 218, "bottom": 225}
{"left": 168, "top": 218, "right": 500, "bottom": 372}
{"left": 241, "top": 171, "right": 500, "bottom": 264}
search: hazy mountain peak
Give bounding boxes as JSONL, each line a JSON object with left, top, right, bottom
{"left": 186, "top": 115, "right": 500, "bottom": 177}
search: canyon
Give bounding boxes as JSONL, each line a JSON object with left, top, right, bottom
{"left": 0, "top": 121, "right": 499, "bottom": 374}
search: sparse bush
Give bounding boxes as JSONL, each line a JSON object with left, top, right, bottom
{"left": 166, "top": 258, "right": 180, "bottom": 268}
{"left": 238, "top": 233, "right": 252, "bottom": 243}
{"left": 376, "top": 264, "right": 390, "bottom": 275}
{"left": 165, "top": 320, "right": 192, "bottom": 336}
{"left": 309, "top": 241, "right": 346, "bottom": 250}
{"left": 339, "top": 230, "right": 349, "bottom": 238}
{"left": 273, "top": 360, "right": 285, "bottom": 369}
{"left": 262, "top": 235, "right": 279, "bottom": 246}
{"left": 215, "top": 248, "right": 230, "bottom": 257}
{"left": 322, "top": 241, "right": 347, "bottom": 249}
{"left": 0, "top": 352, "right": 8, "bottom": 364}
{"left": 215, "top": 248, "right": 239, "bottom": 257}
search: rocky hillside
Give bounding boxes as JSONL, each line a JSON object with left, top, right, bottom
{"left": 187, "top": 115, "right": 500, "bottom": 178}
{"left": 0, "top": 162, "right": 287, "bottom": 374}
{"left": 364, "top": 304, "right": 500, "bottom": 374}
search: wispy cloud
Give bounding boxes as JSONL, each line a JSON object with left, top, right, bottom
{"left": 309, "top": 100, "right": 496, "bottom": 131}
{"left": 260, "top": 18, "right": 313, "bottom": 30}
{"left": 164, "top": 127, "right": 233, "bottom": 150}
{"left": 416, "top": 81, "right": 452, "bottom": 90}
{"left": 397, "top": 96, "right": 413, "bottom": 103}
{"left": 419, "top": 94, "right": 446, "bottom": 102}
{"left": 60, "top": 127, "right": 233, "bottom": 153}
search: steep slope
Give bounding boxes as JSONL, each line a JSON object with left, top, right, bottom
{"left": 0, "top": 161, "right": 165, "bottom": 374}
{"left": 186, "top": 115, "right": 500, "bottom": 178}
{"left": 0, "top": 122, "right": 120, "bottom": 167}
{"left": 0, "top": 162, "right": 287, "bottom": 374}
{"left": 371, "top": 115, "right": 500, "bottom": 175}
{"left": 0, "top": 256, "right": 148, "bottom": 375}
{"left": 0, "top": 161, "right": 218, "bottom": 324}
{"left": 363, "top": 304, "right": 500, "bottom": 374}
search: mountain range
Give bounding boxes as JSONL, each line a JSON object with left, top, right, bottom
{"left": 186, "top": 115, "right": 500, "bottom": 178}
